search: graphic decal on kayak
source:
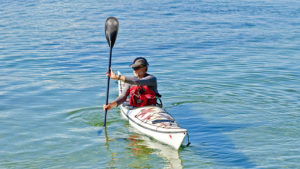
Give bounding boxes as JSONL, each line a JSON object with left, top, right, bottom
{"left": 135, "top": 107, "right": 180, "bottom": 129}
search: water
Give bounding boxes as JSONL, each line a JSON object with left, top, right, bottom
{"left": 1, "top": 0, "right": 299, "bottom": 168}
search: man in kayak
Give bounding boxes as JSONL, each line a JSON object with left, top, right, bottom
{"left": 103, "top": 57, "right": 161, "bottom": 111}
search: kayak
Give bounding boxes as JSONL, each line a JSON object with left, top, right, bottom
{"left": 118, "top": 72, "right": 188, "bottom": 150}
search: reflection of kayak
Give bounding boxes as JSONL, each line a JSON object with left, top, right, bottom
{"left": 118, "top": 72, "right": 187, "bottom": 150}
{"left": 127, "top": 133, "right": 183, "bottom": 168}
{"left": 127, "top": 130, "right": 183, "bottom": 169}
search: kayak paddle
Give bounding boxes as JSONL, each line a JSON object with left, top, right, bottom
{"left": 103, "top": 17, "right": 119, "bottom": 127}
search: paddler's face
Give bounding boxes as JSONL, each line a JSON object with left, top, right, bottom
{"left": 133, "top": 66, "right": 147, "bottom": 78}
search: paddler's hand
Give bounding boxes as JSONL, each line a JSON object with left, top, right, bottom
{"left": 103, "top": 104, "right": 112, "bottom": 111}
{"left": 103, "top": 101, "right": 117, "bottom": 111}
{"left": 106, "top": 68, "right": 118, "bottom": 80}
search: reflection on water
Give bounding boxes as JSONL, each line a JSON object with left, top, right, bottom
{"left": 126, "top": 128, "right": 183, "bottom": 169}
{"left": 65, "top": 106, "right": 185, "bottom": 168}
{"left": 1, "top": 0, "right": 299, "bottom": 168}
{"left": 103, "top": 127, "right": 118, "bottom": 168}
{"left": 127, "top": 135, "right": 155, "bottom": 157}
{"left": 102, "top": 123, "right": 184, "bottom": 168}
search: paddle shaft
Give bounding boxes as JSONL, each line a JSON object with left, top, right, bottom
{"left": 104, "top": 47, "right": 112, "bottom": 127}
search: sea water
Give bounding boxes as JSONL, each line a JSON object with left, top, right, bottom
{"left": 1, "top": 0, "right": 299, "bottom": 168}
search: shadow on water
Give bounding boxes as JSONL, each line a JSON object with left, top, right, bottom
{"left": 170, "top": 103, "right": 256, "bottom": 168}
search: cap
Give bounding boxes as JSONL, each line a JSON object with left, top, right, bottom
{"left": 130, "top": 57, "right": 149, "bottom": 68}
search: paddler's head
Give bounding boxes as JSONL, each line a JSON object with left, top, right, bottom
{"left": 130, "top": 57, "right": 149, "bottom": 78}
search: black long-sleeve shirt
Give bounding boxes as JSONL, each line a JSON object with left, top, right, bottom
{"left": 114, "top": 73, "right": 160, "bottom": 106}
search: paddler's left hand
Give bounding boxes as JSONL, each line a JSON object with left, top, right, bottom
{"left": 106, "top": 68, "right": 118, "bottom": 80}
{"left": 103, "top": 101, "right": 117, "bottom": 111}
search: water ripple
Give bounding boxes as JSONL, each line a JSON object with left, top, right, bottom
{"left": 1, "top": 0, "right": 300, "bottom": 168}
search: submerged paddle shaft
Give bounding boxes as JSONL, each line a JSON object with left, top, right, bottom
{"left": 104, "top": 17, "right": 119, "bottom": 127}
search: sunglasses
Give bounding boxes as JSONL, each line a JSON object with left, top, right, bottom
{"left": 132, "top": 66, "right": 143, "bottom": 70}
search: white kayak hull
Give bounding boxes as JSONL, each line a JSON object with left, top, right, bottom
{"left": 120, "top": 105, "right": 187, "bottom": 150}
{"left": 117, "top": 72, "right": 187, "bottom": 150}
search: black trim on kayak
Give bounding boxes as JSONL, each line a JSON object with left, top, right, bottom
{"left": 121, "top": 106, "right": 186, "bottom": 134}
{"left": 152, "top": 119, "right": 175, "bottom": 124}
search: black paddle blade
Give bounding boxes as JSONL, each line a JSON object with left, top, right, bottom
{"left": 105, "top": 17, "right": 119, "bottom": 48}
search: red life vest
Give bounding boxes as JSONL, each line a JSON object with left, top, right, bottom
{"left": 129, "top": 85, "right": 156, "bottom": 107}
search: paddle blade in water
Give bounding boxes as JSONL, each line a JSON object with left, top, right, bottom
{"left": 97, "top": 126, "right": 104, "bottom": 135}
{"left": 105, "top": 17, "right": 119, "bottom": 48}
